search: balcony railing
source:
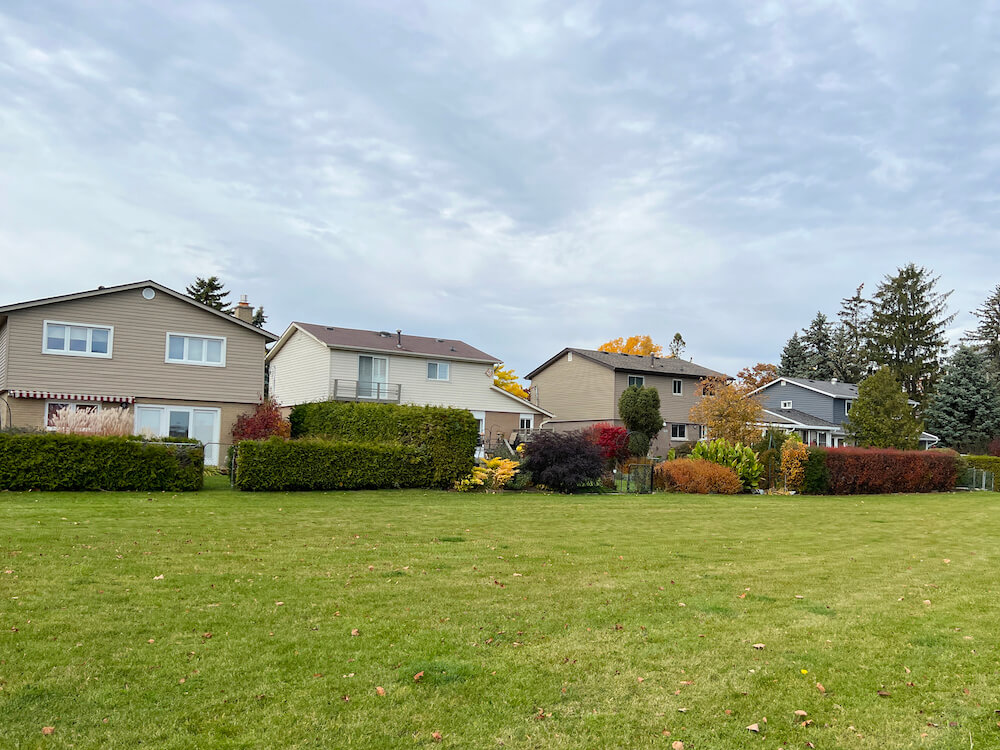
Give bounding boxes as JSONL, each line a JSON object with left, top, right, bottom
{"left": 330, "top": 379, "right": 402, "bottom": 403}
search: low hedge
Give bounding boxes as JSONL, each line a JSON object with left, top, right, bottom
{"left": 802, "top": 447, "right": 958, "bottom": 495}
{"left": 654, "top": 458, "right": 742, "bottom": 494}
{"left": 233, "top": 437, "right": 430, "bottom": 491}
{"left": 964, "top": 455, "right": 1000, "bottom": 476}
{"left": 0, "top": 433, "right": 203, "bottom": 491}
{"left": 290, "top": 402, "right": 478, "bottom": 488}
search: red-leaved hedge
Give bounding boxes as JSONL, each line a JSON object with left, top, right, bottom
{"left": 820, "top": 447, "right": 958, "bottom": 494}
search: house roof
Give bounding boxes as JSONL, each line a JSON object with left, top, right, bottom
{"left": 0, "top": 280, "right": 279, "bottom": 340}
{"left": 759, "top": 408, "right": 840, "bottom": 429}
{"left": 750, "top": 376, "right": 859, "bottom": 399}
{"left": 489, "top": 385, "right": 555, "bottom": 417}
{"left": 275, "top": 322, "right": 499, "bottom": 363}
{"left": 526, "top": 347, "right": 726, "bottom": 381}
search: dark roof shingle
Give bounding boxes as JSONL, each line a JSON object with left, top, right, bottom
{"left": 527, "top": 348, "right": 726, "bottom": 380}
{"left": 295, "top": 322, "right": 498, "bottom": 362}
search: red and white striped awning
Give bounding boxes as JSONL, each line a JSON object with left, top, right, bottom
{"left": 8, "top": 390, "right": 135, "bottom": 404}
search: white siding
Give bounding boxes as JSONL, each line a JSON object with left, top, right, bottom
{"left": 269, "top": 329, "right": 331, "bottom": 406}
{"left": 0, "top": 319, "right": 8, "bottom": 391}
{"left": 329, "top": 349, "right": 533, "bottom": 413}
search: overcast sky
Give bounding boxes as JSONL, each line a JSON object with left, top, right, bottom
{"left": 2, "top": 1, "right": 999, "bottom": 378}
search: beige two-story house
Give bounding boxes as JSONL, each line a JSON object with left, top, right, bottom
{"left": 526, "top": 348, "right": 727, "bottom": 453}
{"left": 266, "top": 323, "right": 552, "bottom": 448}
{"left": 0, "top": 281, "right": 277, "bottom": 465}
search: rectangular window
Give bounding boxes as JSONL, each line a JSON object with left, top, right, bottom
{"left": 781, "top": 400, "right": 793, "bottom": 409}
{"left": 43, "top": 321, "right": 113, "bottom": 358}
{"left": 519, "top": 415, "right": 533, "bottom": 431}
{"left": 46, "top": 401, "right": 102, "bottom": 430}
{"left": 427, "top": 361, "right": 450, "bottom": 380}
{"left": 165, "top": 333, "right": 226, "bottom": 366}
{"left": 818, "top": 432, "right": 828, "bottom": 447}
{"left": 845, "top": 399, "right": 853, "bottom": 413}
{"left": 672, "top": 379, "right": 683, "bottom": 396}
{"left": 671, "top": 424, "right": 687, "bottom": 440}
{"left": 628, "top": 375, "right": 644, "bottom": 387}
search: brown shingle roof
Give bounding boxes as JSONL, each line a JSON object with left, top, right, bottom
{"left": 295, "top": 322, "right": 498, "bottom": 362}
{"left": 526, "top": 347, "right": 727, "bottom": 380}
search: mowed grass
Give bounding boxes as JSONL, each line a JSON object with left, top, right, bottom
{"left": 3, "top": 479, "right": 1000, "bottom": 749}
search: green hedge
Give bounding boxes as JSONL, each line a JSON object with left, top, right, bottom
{"left": 233, "top": 438, "right": 430, "bottom": 491}
{"left": 0, "top": 433, "right": 203, "bottom": 491}
{"left": 965, "top": 455, "right": 1000, "bottom": 476}
{"left": 289, "top": 401, "right": 478, "bottom": 487}
{"left": 803, "top": 447, "right": 831, "bottom": 494}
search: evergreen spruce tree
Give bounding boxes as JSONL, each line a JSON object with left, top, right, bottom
{"left": 923, "top": 346, "right": 1000, "bottom": 453}
{"left": 801, "top": 312, "right": 835, "bottom": 380}
{"left": 779, "top": 333, "right": 810, "bottom": 377}
{"left": 186, "top": 276, "right": 232, "bottom": 312}
{"left": 962, "top": 284, "right": 1000, "bottom": 373}
{"left": 251, "top": 306, "right": 267, "bottom": 328}
{"left": 838, "top": 283, "right": 871, "bottom": 378}
{"left": 867, "top": 263, "right": 955, "bottom": 408}
{"left": 845, "top": 367, "right": 923, "bottom": 449}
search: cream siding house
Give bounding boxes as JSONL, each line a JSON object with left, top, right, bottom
{"left": 267, "top": 323, "right": 551, "bottom": 447}
{"left": 0, "top": 281, "right": 277, "bottom": 465}
{"left": 526, "top": 348, "right": 727, "bottom": 453}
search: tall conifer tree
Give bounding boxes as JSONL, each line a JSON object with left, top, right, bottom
{"left": 923, "top": 346, "right": 1000, "bottom": 453}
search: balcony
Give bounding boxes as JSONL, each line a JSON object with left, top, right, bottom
{"left": 329, "top": 379, "right": 402, "bottom": 403}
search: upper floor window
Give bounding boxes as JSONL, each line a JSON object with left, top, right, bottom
{"left": 166, "top": 332, "right": 226, "bottom": 367}
{"left": 845, "top": 399, "right": 853, "bottom": 413}
{"left": 672, "top": 379, "right": 683, "bottom": 396}
{"left": 427, "top": 361, "right": 450, "bottom": 380}
{"left": 43, "top": 321, "right": 113, "bottom": 358}
{"left": 628, "top": 375, "right": 644, "bottom": 387}
{"left": 781, "top": 400, "right": 793, "bottom": 409}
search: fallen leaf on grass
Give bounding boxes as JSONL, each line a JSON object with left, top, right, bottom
{"left": 147, "top": 639, "right": 155, "bottom": 644}
{"left": 42, "top": 727, "right": 54, "bottom": 735}
{"left": 637, "top": 677, "right": 644, "bottom": 683}
{"left": 877, "top": 690, "right": 891, "bottom": 698}
{"left": 350, "top": 628, "right": 360, "bottom": 637}
{"left": 432, "top": 731, "right": 442, "bottom": 742}
{"left": 746, "top": 723, "right": 759, "bottom": 732}
{"left": 414, "top": 671, "right": 424, "bottom": 682}
{"left": 752, "top": 643, "right": 765, "bottom": 650}
{"left": 794, "top": 710, "right": 808, "bottom": 717}
{"left": 677, "top": 707, "right": 687, "bottom": 713}
{"left": 153, "top": 574, "right": 164, "bottom": 580}
{"left": 375, "top": 686, "right": 386, "bottom": 696}
{"left": 816, "top": 682, "right": 826, "bottom": 694}
{"left": 671, "top": 742, "right": 684, "bottom": 750}
{"left": 276, "top": 601, "right": 284, "bottom": 606}
{"left": 202, "top": 632, "right": 212, "bottom": 639}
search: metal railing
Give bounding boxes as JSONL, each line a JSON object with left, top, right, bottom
{"left": 329, "top": 379, "right": 402, "bottom": 403}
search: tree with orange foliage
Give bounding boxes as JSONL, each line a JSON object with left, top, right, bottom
{"left": 735, "top": 363, "right": 779, "bottom": 392}
{"left": 493, "top": 365, "right": 529, "bottom": 400}
{"left": 598, "top": 335, "right": 663, "bottom": 357}
{"left": 688, "top": 375, "right": 763, "bottom": 445}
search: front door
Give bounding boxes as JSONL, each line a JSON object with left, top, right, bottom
{"left": 358, "top": 355, "right": 388, "bottom": 399}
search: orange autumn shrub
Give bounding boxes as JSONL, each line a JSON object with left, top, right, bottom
{"left": 654, "top": 458, "right": 742, "bottom": 494}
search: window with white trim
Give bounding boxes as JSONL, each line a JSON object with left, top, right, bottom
{"left": 43, "top": 321, "right": 113, "bottom": 358}
{"left": 781, "top": 400, "right": 793, "bottom": 409}
{"left": 46, "top": 401, "right": 101, "bottom": 430}
{"left": 672, "top": 379, "right": 683, "bottom": 395}
{"left": 427, "top": 361, "right": 450, "bottom": 380}
{"left": 165, "top": 333, "right": 226, "bottom": 366}
{"left": 671, "top": 423, "right": 687, "bottom": 440}
{"left": 628, "top": 375, "right": 644, "bottom": 387}
{"left": 519, "top": 415, "right": 533, "bottom": 431}
{"left": 845, "top": 399, "right": 853, "bottom": 413}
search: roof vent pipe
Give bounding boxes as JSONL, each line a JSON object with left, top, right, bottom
{"left": 396, "top": 329, "right": 402, "bottom": 348}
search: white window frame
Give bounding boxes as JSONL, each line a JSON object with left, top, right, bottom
{"left": 519, "top": 414, "right": 534, "bottom": 431}
{"left": 133, "top": 404, "right": 222, "bottom": 465}
{"left": 671, "top": 423, "right": 687, "bottom": 440}
{"left": 845, "top": 399, "right": 853, "bottom": 413}
{"left": 42, "top": 320, "right": 114, "bottom": 359}
{"left": 672, "top": 379, "right": 683, "bottom": 396}
{"left": 628, "top": 375, "right": 645, "bottom": 387}
{"left": 426, "top": 361, "right": 451, "bottom": 381}
{"left": 165, "top": 332, "right": 227, "bottom": 367}
{"left": 781, "top": 400, "right": 793, "bottom": 409}
{"left": 45, "top": 400, "right": 103, "bottom": 431}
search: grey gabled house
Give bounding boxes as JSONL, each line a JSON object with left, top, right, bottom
{"left": 749, "top": 376, "right": 938, "bottom": 449}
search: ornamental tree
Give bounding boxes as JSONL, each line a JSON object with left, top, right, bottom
{"left": 845, "top": 367, "right": 923, "bottom": 449}
{"left": 688, "top": 376, "right": 762, "bottom": 445}
{"left": 232, "top": 398, "right": 292, "bottom": 442}
{"left": 618, "top": 385, "right": 662, "bottom": 455}
{"left": 493, "top": 365, "right": 529, "bottom": 399}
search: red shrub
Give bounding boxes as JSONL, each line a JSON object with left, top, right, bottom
{"left": 988, "top": 437, "right": 1000, "bottom": 457}
{"left": 822, "top": 447, "right": 958, "bottom": 494}
{"left": 654, "top": 459, "right": 742, "bottom": 495}
{"left": 582, "top": 423, "right": 630, "bottom": 463}
{"left": 232, "top": 399, "right": 291, "bottom": 443}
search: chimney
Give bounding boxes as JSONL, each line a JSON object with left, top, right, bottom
{"left": 396, "top": 329, "right": 402, "bottom": 348}
{"left": 650, "top": 353, "right": 655, "bottom": 365}
{"left": 234, "top": 294, "right": 253, "bottom": 323}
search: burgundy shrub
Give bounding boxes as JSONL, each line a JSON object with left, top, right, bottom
{"left": 232, "top": 399, "right": 292, "bottom": 442}
{"left": 822, "top": 447, "right": 958, "bottom": 494}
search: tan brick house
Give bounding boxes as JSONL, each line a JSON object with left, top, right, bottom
{"left": 0, "top": 281, "right": 277, "bottom": 465}
{"left": 525, "top": 348, "right": 727, "bottom": 454}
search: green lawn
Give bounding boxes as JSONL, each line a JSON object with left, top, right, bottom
{"left": 2, "top": 479, "right": 1000, "bottom": 749}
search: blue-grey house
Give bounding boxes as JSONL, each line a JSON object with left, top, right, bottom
{"left": 749, "top": 376, "right": 938, "bottom": 449}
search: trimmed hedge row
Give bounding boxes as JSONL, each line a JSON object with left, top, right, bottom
{"left": 233, "top": 438, "right": 429, "bottom": 491}
{"left": 0, "top": 433, "right": 203, "bottom": 491}
{"left": 802, "top": 447, "right": 958, "bottom": 495}
{"left": 965, "top": 455, "right": 1000, "bottom": 476}
{"left": 289, "top": 401, "right": 478, "bottom": 487}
